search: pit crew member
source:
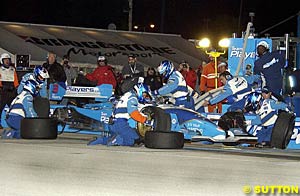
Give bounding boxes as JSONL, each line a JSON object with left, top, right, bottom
{"left": 2, "top": 80, "right": 39, "bottom": 139}
{"left": 254, "top": 40, "right": 286, "bottom": 97}
{"left": 152, "top": 60, "right": 194, "bottom": 110}
{"left": 246, "top": 86, "right": 291, "bottom": 147}
{"left": 88, "top": 82, "right": 154, "bottom": 146}
{"left": 203, "top": 71, "right": 261, "bottom": 111}
{"left": 17, "top": 65, "right": 49, "bottom": 97}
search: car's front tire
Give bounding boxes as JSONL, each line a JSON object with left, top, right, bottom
{"left": 271, "top": 111, "right": 295, "bottom": 149}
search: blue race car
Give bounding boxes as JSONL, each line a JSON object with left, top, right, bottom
{"left": 43, "top": 83, "right": 297, "bottom": 150}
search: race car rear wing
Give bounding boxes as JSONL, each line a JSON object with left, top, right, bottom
{"left": 49, "top": 83, "right": 113, "bottom": 102}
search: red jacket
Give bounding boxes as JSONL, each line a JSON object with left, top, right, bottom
{"left": 86, "top": 65, "right": 117, "bottom": 89}
{"left": 180, "top": 68, "right": 197, "bottom": 89}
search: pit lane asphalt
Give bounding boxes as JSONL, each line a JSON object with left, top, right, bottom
{"left": 1, "top": 133, "right": 300, "bottom": 196}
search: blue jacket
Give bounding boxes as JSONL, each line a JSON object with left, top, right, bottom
{"left": 251, "top": 98, "right": 289, "bottom": 126}
{"left": 8, "top": 90, "right": 37, "bottom": 118}
{"left": 157, "top": 70, "right": 188, "bottom": 99}
{"left": 18, "top": 73, "right": 47, "bottom": 98}
{"left": 209, "top": 75, "right": 261, "bottom": 105}
{"left": 113, "top": 90, "right": 139, "bottom": 120}
{"left": 254, "top": 50, "right": 285, "bottom": 95}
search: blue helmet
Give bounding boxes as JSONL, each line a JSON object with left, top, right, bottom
{"left": 34, "top": 65, "right": 49, "bottom": 84}
{"left": 24, "top": 80, "right": 38, "bottom": 96}
{"left": 244, "top": 92, "right": 262, "bottom": 112}
{"left": 157, "top": 60, "right": 174, "bottom": 79}
{"left": 133, "top": 83, "right": 152, "bottom": 104}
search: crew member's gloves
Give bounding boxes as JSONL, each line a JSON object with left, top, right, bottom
{"left": 200, "top": 91, "right": 206, "bottom": 96}
{"left": 155, "top": 96, "right": 166, "bottom": 104}
{"left": 144, "top": 119, "right": 155, "bottom": 127}
{"left": 151, "top": 90, "right": 159, "bottom": 96}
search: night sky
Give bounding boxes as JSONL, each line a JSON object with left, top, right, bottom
{"left": 1, "top": 0, "right": 299, "bottom": 44}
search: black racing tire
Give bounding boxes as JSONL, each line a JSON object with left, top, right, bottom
{"left": 120, "top": 77, "right": 139, "bottom": 94}
{"left": 20, "top": 117, "right": 58, "bottom": 139}
{"left": 137, "top": 106, "right": 171, "bottom": 138}
{"left": 270, "top": 111, "right": 296, "bottom": 149}
{"left": 33, "top": 97, "right": 50, "bottom": 118}
{"left": 144, "top": 131, "right": 184, "bottom": 149}
{"left": 222, "top": 142, "right": 239, "bottom": 146}
{"left": 142, "top": 106, "right": 171, "bottom": 132}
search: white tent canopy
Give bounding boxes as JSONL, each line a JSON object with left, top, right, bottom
{"left": 0, "top": 21, "right": 207, "bottom": 70}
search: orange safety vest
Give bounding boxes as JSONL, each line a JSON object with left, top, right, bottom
{"left": 200, "top": 62, "right": 221, "bottom": 92}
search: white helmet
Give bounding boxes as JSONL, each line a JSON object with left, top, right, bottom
{"left": 257, "top": 41, "right": 269, "bottom": 50}
{"left": 97, "top": 56, "right": 107, "bottom": 64}
{"left": 0, "top": 53, "right": 11, "bottom": 64}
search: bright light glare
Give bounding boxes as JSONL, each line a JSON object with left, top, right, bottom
{"left": 218, "top": 38, "right": 230, "bottom": 48}
{"left": 198, "top": 38, "right": 210, "bottom": 48}
{"left": 150, "top": 24, "right": 155, "bottom": 28}
{"left": 133, "top": 25, "right": 139, "bottom": 29}
{"left": 288, "top": 75, "right": 295, "bottom": 88}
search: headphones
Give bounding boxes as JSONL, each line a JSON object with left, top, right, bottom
{"left": 220, "top": 71, "right": 233, "bottom": 80}
{"left": 225, "top": 74, "right": 233, "bottom": 80}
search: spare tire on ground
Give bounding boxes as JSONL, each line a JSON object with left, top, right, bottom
{"left": 271, "top": 111, "right": 296, "bottom": 149}
{"left": 144, "top": 131, "right": 184, "bottom": 149}
{"left": 21, "top": 117, "right": 58, "bottom": 139}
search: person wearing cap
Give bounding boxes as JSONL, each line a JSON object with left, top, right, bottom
{"left": 217, "top": 61, "right": 228, "bottom": 74}
{"left": 61, "top": 55, "right": 77, "bottom": 86}
{"left": 254, "top": 40, "right": 286, "bottom": 98}
{"left": 200, "top": 54, "right": 223, "bottom": 113}
{"left": 202, "top": 71, "right": 261, "bottom": 111}
{"left": 85, "top": 56, "right": 117, "bottom": 89}
{"left": 246, "top": 86, "right": 291, "bottom": 147}
{"left": 122, "top": 55, "right": 144, "bottom": 79}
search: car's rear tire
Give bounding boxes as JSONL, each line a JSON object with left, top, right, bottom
{"left": 137, "top": 106, "right": 171, "bottom": 138}
{"left": 33, "top": 97, "right": 50, "bottom": 118}
{"left": 270, "top": 111, "right": 295, "bottom": 149}
{"left": 20, "top": 117, "right": 58, "bottom": 139}
{"left": 144, "top": 131, "right": 184, "bottom": 149}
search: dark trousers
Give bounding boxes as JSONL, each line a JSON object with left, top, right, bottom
{"left": 0, "top": 89, "right": 17, "bottom": 125}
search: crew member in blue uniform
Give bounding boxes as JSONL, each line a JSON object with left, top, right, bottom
{"left": 254, "top": 40, "right": 286, "bottom": 97}
{"left": 203, "top": 71, "right": 261, "bottom": 111}
{"left": 246, "top": 86, "right": 291, "bottom": 147}
{"left": 88, "top": 81, "right": 154, "bottom": 146}
{"left": 153, "top": 60, "right": 194, "bottom": 110}
{"left": 2, "top": 80, "right": 39, "bottom": 139}
{"left": 18, "top": 65, "right": 49, "bottom": 97}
